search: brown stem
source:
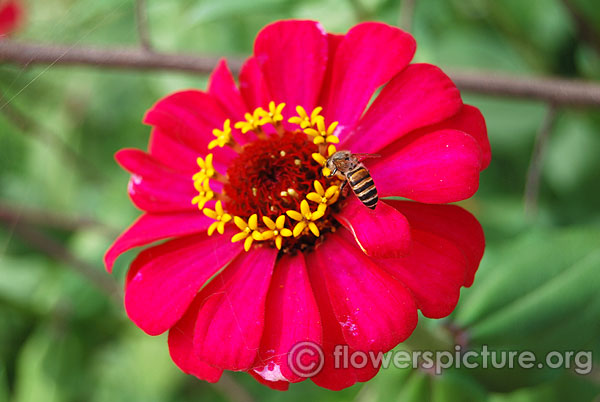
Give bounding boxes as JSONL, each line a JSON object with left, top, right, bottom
{"left": 213, "top": 373, "right": 256, "bottom": 402}
{"left": 0, "top": 218, "right": 121, "bottom": 301}
{"left": 560, "top": 0, "right": 600, "bottom": 56}
{"left": 524, "top": 104, "right": 559, "bottom": 217}
{"left": 399, "top": 0, "right": 417, "bottom": 32}
{"left": 1, "top": 41, "right": 600, "bottom": 106}
{"left": 135, "top": 0, "right": 152, "bottom": 52}
{"left": 0, "top": 40, "right": 241, "bottom": 74}
{"left": 347, "top": 0, "right": 371, "bottom": 22}
{"left": 0, "top": 200, "right": 119, "bottom": 238}
{"left": 447, "top": 69, "right": 600, "bottom": 106}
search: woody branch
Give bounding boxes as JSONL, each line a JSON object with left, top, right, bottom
{"left": 1, "top": 40, "right": 600, "bottom": 107}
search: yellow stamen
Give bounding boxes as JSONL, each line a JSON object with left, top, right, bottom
{"left": 208, "top": 119, "right": 233, "bottom": 149}
{"left": 203, "top": 201, "right": 232, "bottom": 236}
{"left": 304, "top": 117, "right": 340, "bottom": 145}
{"left": 257, "top": 101, "right": 286, "bottom": 126}
{"left": 231, "top": 214, "right": 261, "bottom": 251}
{"left": 288, "top": 106, "right": 323, "bottom": 129}
{"left": 234, "top": 108, "right": 265, "bottom": 134}
{"left": 312, "top": 145, "right": 337, "bottom": 177}
{"left": 312, "top": 153, "right": 327, "bottom": 166}
{"left": 286, "top": 200, "right": 325, "bottom": 237}
{"left": 307, "top": 180, "right": 339, "bottom": 214}
{"left": 192, "top": 154, "right": 216, "bottom": 185}
{"left": 192, "top": 179, "right": 214, "bottom": 209}
{"left": 261, "top": 215, "right": 292, "bottom": 250}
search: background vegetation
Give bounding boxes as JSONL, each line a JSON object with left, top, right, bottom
{"left": 1, "top": 0, "right": 599, "bottom": 401}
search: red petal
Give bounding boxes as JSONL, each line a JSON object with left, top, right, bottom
{"left": 193, "top": 247, "right": 277, "bottom": 370}
{"left": 408, "top": 104, "right": 491, "bottom": 170}
{"left": 168, "top": 296, "right": 223, "bottom": 382}
{"left": 253, "top": 254, "right": 321, "bottom": 383}
{"left": 254, "top": 20, "right": 328, "bottom": 113}
{"left": 238, "top": 57, "right": 271, "bottom": 111}
{"left": 208, "top": 58, "right": 256, "bottom": 145}
{"left": 385, "top": 200, "right": 485, "bottom": 287}
{"left": 208, "top": 58, "right": 248, "bottom": 122}
{"left": 148, "top": 128, "right": 200, "bottom": 174}
{"left": 375, "top": 229, "right": 467, "bottom": 319}
{"left": 322, "top": 23, "right": 415, "bottom": 139}
{"left": 115, "top": 148, "right": 202, "bottom": 212}
{"left": 143, "top": 90, "right": 237, "bottom": 164}
{"left": 334, "top": 197, "right": 411, "bottom": 258}
{"left": 306, "top": 249, "right": 379, "bottom": 390}
{"left": 372, "top": 129, "right": 482, "bottom": 203}
{"left": 104, "top": 211, "right": 211, "bottom": 272}
{"left": 316, "top": 33, "right": 344, "bottom": 108}
{"left": 343, "top": 64, "right": 462, "bottom": 153}
{"left": 124, "top": 231, "right": 242, "bottom": 335}
{"left": 310, "top": 233, "right": 418, "bottom": 352}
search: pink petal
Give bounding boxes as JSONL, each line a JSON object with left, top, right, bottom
{"left": 148, "top": 128, "right": 200, "bottom": 174}
{"left": 208, "top": 58, "right": 255, "bottom": 145}
{"left": 306, "top": 251, "right": 379, "bottom": 390}
{"left": 371, "top": 129, "right": 482, "bottom": 203}
{"left": 168, "top": 296, "right": 223, "bottom": 382}
{"left": 116, "top": 149, "right": 202, "bottom": 212}
{"left": 253, "top": 254, "right": 321, "bottom": 383}
{"left": 374, "top": 229, "right": 467, "bottom": 319}
{"left": 343, "top": 64, "right": 462, "bottom": 153}
{"left": 194, "top": 247, "right": 277, "bottom": 370}
{"left": 104, "top": 211, "right": 211, "bottom": 273}
{"left": 254, "top": 20, "right": 328, "bottom": 113}
{"left": 334, "top": 197, "right": 411, "bottom": 258}
{"left": 322, "top": 22, "right": 416, "bottom": 139}
{"left": 408, "top": 104, "right": 491, "bottom": 170}
{"left": 385, "top": 200, "right": 485, "bottom": 287}
{"left": 238, "top": 57, "right": 271, "bottom": 111}
{"left": 143, "top": 90, "right": 238, "bottom": 164}
{"left": 309, "top": 233, "right": 418, "bottom": 352}
{"left": 124, "top": 231, "right": 242, "bottom": 335}
{"left": 316, "top": 33, "right": 344, "bottom": 108}
{"left": 208, "top": 58, "right": 248, "bottom": 122}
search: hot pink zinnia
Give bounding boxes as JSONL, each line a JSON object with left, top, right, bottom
{"left": 106, "top": 20, "right": 490, "bottom": 390}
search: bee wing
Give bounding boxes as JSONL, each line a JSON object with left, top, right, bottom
{"left": 353, "top": 153, "right": 381, "bottom": 161}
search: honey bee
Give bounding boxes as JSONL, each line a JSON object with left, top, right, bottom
{"left": 325, "top": 150, "right": 379, "bottom": 210}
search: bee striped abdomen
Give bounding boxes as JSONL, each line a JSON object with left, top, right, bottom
{"left": 348, "top": 165, "right": 378, "bottom": 209}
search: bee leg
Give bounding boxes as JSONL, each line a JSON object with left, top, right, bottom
{"left": 340, "top": 180, "right": 351, "bottom": 196}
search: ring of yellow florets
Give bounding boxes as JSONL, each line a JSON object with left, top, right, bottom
{"left": 192, "top": 102, "right": 343, "bottom": 253}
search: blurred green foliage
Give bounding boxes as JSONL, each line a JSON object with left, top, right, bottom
{"left": 1, "top": 0, "right": 599, "bottom": 401}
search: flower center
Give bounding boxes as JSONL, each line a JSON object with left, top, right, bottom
{"left": 224, "top": 132, "right": 321, "bottom": 218}
{"left": 193, "top": 102, "right": 344, "bottom": 254}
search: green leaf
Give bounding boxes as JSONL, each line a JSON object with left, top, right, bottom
{"left": 431, "top": 371, "right": 487, "bottom": 402}
{"left": 90, "top": 330, "right": 183, "bottom": 402}
{"left": 396, "top": 371, "right": 430, "bottom": 402}
{"left": 455, "top": 227, "right": 600, "bottom": 333}
{"left": 13, "top": 327, "right": 65, "bottom": 402}
{"left": 0, "top": 364, "right": 9, "bottom": 402}
{"left": 469, "top": 249, "right": 600, "bottom": 346}
{"left": 451, "top": 226, "right": 600, "bottom": 392}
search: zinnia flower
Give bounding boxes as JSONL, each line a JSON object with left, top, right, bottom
{"left": 105, "top": 20, "right": 490, "bottom": 390}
